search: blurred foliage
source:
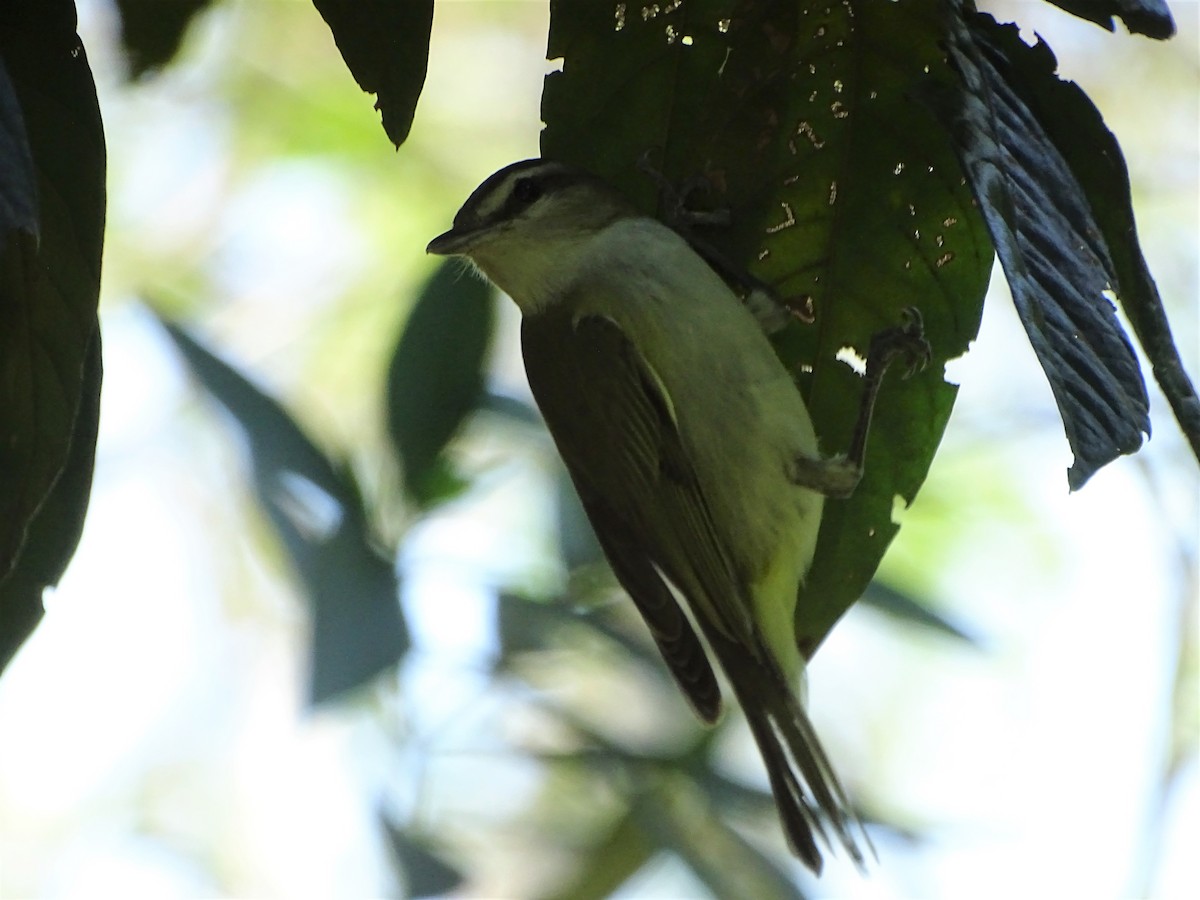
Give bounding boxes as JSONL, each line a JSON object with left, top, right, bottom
{"left": 387, "top": 261, "right": 494, "bottom": 507}
{"left": 160, "top": 321, "right": 408, "bottom": 706}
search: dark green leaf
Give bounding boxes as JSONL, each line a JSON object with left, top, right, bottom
{"left": 1041, "top": 0, "right": 1175, "bottom": 39}
{"left": 541, "top": 0, "right": 993, "bottom": 652}
{"left": 312, "top": 0, "right": 434, "bottom": 147}
{"left": 161, "top": 321, "right": 408, "bottom": 705}
{"left": 939, "top": 13, "right": 1151, "bottom": 490}
{"left": 380, "top": 817, "right": 464, "bottom": 899}
{"left": 114, "top": 0, "right": 215, "bottom": 76}
{"left": 0, "top": 2, "right": 105, "bottom": 675}
{"left": 386, "top": 261, "right": 494, "bottom": 508}
{"left": 860, "top": 580, "right": 978, "bottom": 646}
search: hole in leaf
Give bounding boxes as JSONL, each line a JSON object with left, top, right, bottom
{"left": 765, "top": 201, "right": 796, "bottom": 234}
{"left": 836, "top": 345, "right": 867, "bottom": 375}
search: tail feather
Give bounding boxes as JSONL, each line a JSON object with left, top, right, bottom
{"left": 713, "top": 633, "right": 872, "bottom": 873}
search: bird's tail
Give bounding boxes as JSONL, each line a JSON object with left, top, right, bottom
{"left": 709, "top": 632, "right": 872, "bottom": 874}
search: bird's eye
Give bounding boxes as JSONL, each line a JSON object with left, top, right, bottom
{"left": 513, "top": 178, "right": 541, "bottom": 205}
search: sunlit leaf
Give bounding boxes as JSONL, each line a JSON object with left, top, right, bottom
{"left": 0, "top": 1, "right": 104, "bottom": 675}
{"left": 386, "top": 261, "right": 494, "bottom": 508}
{"left": 541, "top": 0, "right": 993, "bottom": 653}
{"left": 161, "top": 321, "right": 408, "bottom": 705}
{"left": 312, "top": 0, "right": 434, "bottom": 147}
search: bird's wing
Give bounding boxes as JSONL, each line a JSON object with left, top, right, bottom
{"left": 521, "top": 308, "right": 755, "bottom": 657}
{"left": 581, "top": 494, "right": 722, "bottom": 722}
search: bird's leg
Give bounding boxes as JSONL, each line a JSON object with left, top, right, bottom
{"left": 790, "top": 307, "right": 932, "bottom": 499}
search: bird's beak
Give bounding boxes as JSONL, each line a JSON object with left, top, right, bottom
{"left": 426, "top": 227, "right": 474, "bottom": 256}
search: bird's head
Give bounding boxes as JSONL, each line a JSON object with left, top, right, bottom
{"left": 427, "top": 158, "right": 636, "bottom": 311}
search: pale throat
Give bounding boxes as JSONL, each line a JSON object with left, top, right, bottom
{"left": 469, "top": 231, "right": 601, "bottom": 316}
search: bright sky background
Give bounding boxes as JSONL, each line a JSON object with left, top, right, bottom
{"left": 0, "top": 2, "right": 1196, "bottom": 898}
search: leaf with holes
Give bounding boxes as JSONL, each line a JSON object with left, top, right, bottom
{"left": 542, "top": 0, "right": 994, "bottom": 652}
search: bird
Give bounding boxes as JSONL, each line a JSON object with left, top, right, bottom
{"left": 427, "top": 157, "right": 869, "bottom": 872}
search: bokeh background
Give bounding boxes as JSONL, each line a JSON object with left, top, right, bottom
{"left": 0, "top": 1, "right": 1196, "bottom": 897}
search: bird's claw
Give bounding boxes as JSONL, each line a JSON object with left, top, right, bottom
{"left": 867, "top": 306, "right": 931, "bottom": 379}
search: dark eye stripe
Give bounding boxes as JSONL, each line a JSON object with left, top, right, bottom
{"left": 473, "top": 163, "right": 579, "bottom": 224}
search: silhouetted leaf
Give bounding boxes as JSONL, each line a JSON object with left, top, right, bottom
{"left": 542, "top": 0, "right": 994, "bottom": 653}
{"left": 161, "top": 321, "right": 407, "bottom": 705}
{"left": 939, "top": 13, "right": 1151, "bottom": 489}
{"left": 312, "top": 0, "right": 434, "bottom": 147}
{"left": 380, "top": 817, "right": 463, "bottom": 899}
{"left": 0, "top": 1, "right": 104, "bottom": 675}
{"left": 386, "top": 261, "right": 494, "bottom": 508}
{"left": 1041, "top": 0, "right": 1175, "bottom": 39}
{"left": 114, "top": 0, "right": 215, "bottom": 76}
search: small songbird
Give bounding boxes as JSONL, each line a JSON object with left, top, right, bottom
{"left": 428, "top": 158, "right": 868, "bottom": 872}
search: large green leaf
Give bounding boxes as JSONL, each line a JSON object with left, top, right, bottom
{"left": 541, "top": 0, "right": 993, "bottom": 653}
{"left": 386, "top": 261, "right": 494, "bottom": 508}
{"left": 162, "top": 321, "right": 408, "bottom": 705}
{"left": 312, "top": 0, "right": 434, "bottom": 147}
{"left": 0, "top": 1, "right": 105, "bottom": 675}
